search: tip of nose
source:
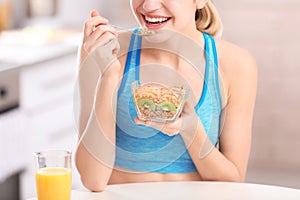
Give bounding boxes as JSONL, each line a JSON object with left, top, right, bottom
{"left": 142, "top": 0, "right": 161, "bottom": 11}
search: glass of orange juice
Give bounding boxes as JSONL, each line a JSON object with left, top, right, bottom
{"left": 34, "top": 150, "right": 72, "bottom": 200}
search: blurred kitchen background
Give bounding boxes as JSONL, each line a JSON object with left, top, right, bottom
{"left": 0, "top": 0, "right": 299, "bottom": 199}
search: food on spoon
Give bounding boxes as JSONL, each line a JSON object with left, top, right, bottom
{"left": 137, "top": 29, "right": 156, "bottom": 36}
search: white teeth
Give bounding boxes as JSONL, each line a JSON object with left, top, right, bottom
{"left": 145, "top": 16, "right": 168, "bottom": 23}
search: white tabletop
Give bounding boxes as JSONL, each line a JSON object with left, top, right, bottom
{"left": 29, "top": 181, "right": 300, "bottom": 200}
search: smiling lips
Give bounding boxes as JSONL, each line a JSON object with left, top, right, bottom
{"left": 143, "top": 14, "right": 171, "bottom": 29}
{"left": 145, "top": 16, "right": 169, "bottom": 23}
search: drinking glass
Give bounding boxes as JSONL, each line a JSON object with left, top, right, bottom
{"left": 34, "top": 150, "right": 72, "bottom": 200}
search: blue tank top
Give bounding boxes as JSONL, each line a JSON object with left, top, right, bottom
{"left": 115, "top": 31, "right": 222, "bottom": 173}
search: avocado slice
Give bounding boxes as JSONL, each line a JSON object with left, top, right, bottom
{"left": 137, "top": 98, "right": 156, "bottom": 110}
{"left": 157, "top": 101, "right": 177, "bottom": 112}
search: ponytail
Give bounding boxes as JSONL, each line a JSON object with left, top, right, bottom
{"left": 195, "top": 1, "right": 223, "bottom": 37}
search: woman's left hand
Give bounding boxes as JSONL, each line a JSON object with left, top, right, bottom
{"left": 134, "top": 116, "right": 182, "bottom": 136}
{"left": 134, "top": 102, "right": 199, "bottom": 137}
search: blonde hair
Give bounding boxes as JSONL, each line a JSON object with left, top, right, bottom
{"left": 195, "top": 1, "right": 223, "bottom": 37}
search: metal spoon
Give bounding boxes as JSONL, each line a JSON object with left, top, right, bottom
{"left": 111, "top": 25, "right": 156, "bottom": 36}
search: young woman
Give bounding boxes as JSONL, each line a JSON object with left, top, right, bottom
{"left": 75, "top": 0, "right": 257, "bottom": 192}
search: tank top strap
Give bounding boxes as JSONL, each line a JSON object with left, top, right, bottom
{"left": 195, "top": 32, "right": 222, "bottom": 110}
{"left": 118, "top": 28, "right": 142, "bottom": 95}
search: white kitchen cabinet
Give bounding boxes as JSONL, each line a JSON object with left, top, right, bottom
{"left": 20, "top": 53, "right": 76, "bottom": 110}
{"left": 19, "top": 52, "right": 83, "bottom": 199}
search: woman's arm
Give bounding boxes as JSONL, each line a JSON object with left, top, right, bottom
{"left": 75, "top": 10, "right": 121, "bottom": 192}
{"left": 75, "top": 69, "right": 120, "bottom": 191}
{"left": 182, "top": 41, "right": 258, "bottom": 181}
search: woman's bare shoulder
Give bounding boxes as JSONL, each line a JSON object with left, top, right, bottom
{"left": 214, "top": 38, "right": 258, "bottom": 107}
{"left": 215, "top": 38, "right": 258, "bottom": 87}
{"left": 215, "top": 38, "right": 257, "bottom": 74}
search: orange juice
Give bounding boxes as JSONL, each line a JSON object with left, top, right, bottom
{"left": 36, "top": 167, "right": 72, "bottom": 200}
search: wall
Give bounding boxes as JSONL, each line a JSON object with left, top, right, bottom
{"left": 56, "top": 0, "right": 138, "bottom": 29}
{"left": 8, "top": 0, "right": 138, "bottom": 29}
{"left": 214, "top": 0, "right": 300, "bottom": 188}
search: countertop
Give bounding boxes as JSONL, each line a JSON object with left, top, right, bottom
{"left": 0, "top": 28, "right": 82, "bottom": 72}
{"left": 28, "top": 181, "right": 300, "bottom": 200}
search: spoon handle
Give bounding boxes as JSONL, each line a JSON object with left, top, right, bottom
{"left": 111, "top": 25, "right": 156, "bottom": 36}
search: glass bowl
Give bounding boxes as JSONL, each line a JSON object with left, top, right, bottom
{"left": 131, "top": 81, "right": 188, "bottom": 122}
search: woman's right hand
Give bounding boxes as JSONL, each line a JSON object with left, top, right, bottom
{"left": 80, "top": 10, "right": 121, "bottom": 76}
